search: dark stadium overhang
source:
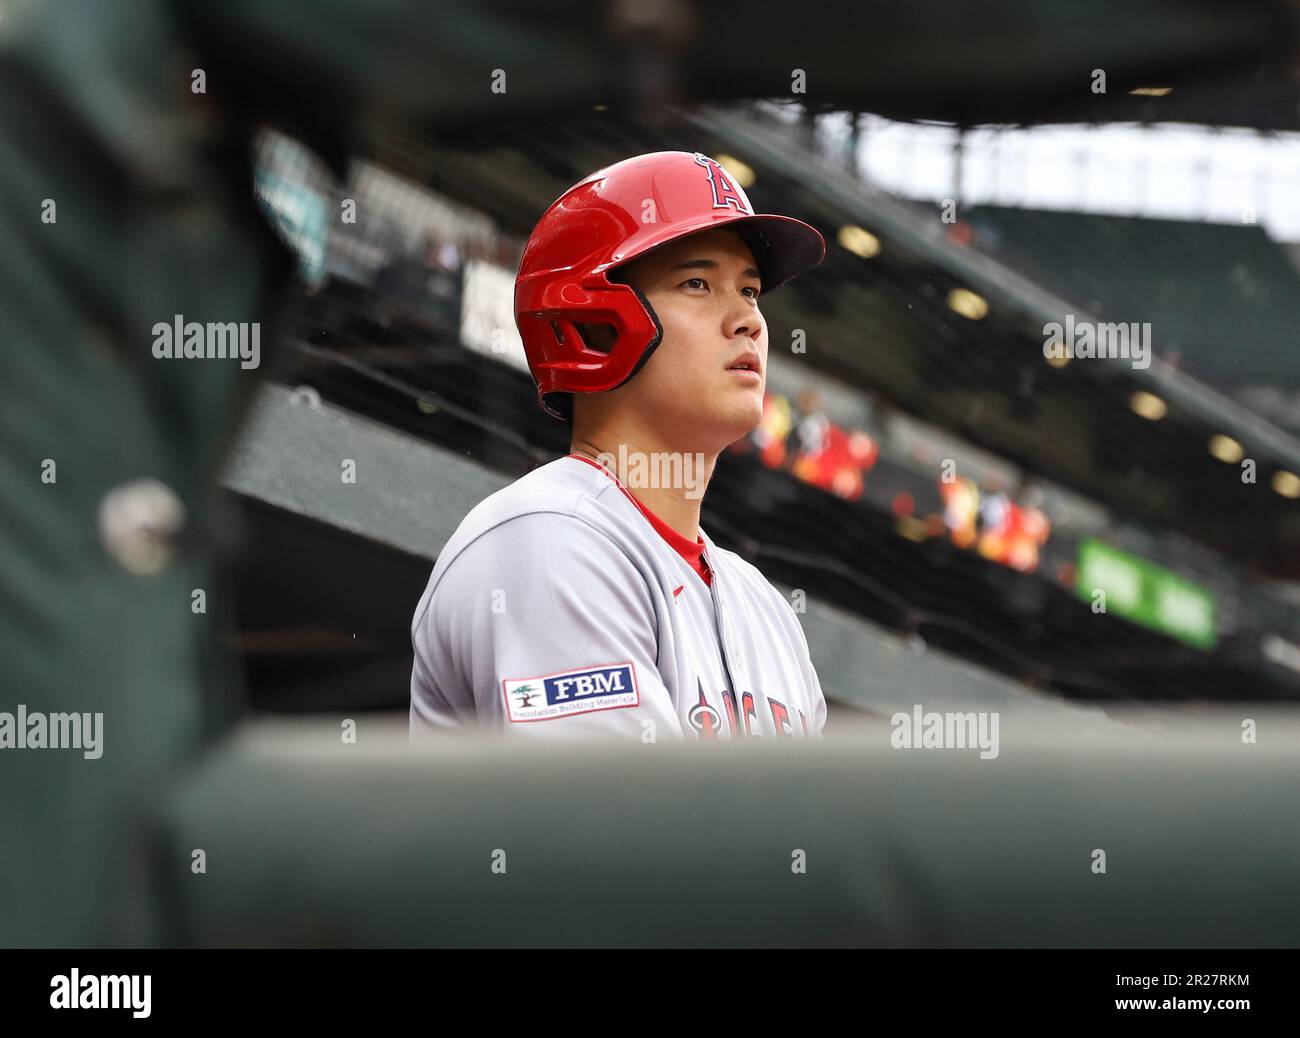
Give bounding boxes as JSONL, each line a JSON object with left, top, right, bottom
{"left": 314, "top": 0, "right": 1300, "bottom": 135}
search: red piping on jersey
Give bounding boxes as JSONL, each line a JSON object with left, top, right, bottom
{"left": 567, "top": 453, "right": 712, "bottom": 587}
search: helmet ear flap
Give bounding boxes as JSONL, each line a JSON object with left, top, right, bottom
{"left": 612, "top": 286, "right": 663, "bottom": 387}
{"left": 535, "top": 288, "right": 662, "bottom": 422}
{"left": 517, "top": 272, "right": 662, "bottom": 419}
{"left": 546, "top": 313, "right": 619, "bottom": 356}
{"left": 574, "top": 321, "right": 618, "bottom": 353}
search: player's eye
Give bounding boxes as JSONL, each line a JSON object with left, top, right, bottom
{"left": 680, "top": 277, "right": 759, "bottom": 299}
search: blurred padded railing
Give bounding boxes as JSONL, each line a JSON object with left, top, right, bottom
{"left": 141, "top": 712, "right": 1300, "bottom": 947}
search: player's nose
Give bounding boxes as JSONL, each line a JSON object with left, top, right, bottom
{"left": 722, "top": 294, "right": 762, "bottom": 342}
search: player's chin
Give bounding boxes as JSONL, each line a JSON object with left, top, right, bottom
{"left": 729, "top": 375, "right": 765, "bottom": 411}
{"left": 710, "top": 389, "right": 765, "bottom": 437}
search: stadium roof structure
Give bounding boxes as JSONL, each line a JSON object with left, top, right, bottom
{"left": 963, "top": 205, "right": 1300, "bottom": 390}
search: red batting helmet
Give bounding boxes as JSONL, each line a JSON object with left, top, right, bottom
{"left": 514, "top": 150, "right": 825, "bottom": 421}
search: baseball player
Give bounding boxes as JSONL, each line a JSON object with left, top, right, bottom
{"left": 410, "top": 151, "right": 828, "bottom": 740}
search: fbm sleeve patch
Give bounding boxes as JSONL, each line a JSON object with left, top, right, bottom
{"left": 501, "top": 663, "right": 640, "bottom": 723}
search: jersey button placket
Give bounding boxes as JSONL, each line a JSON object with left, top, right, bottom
{"left": 708, "top": 565, "right": 742, "bottom": 705}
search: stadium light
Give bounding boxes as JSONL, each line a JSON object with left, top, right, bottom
{"left": 1272, "top": 470, "right": 1300, "bottom": 499}
{"left": 837, "top": 224, "right": 881, "bottom": 259}
{"left": 1129, "top": 390, "right": 1167, "bottom": 421}
{"left": 1208, "top": 434, "right": 1243, "bottom": 463}
{"left": 715, "top": 154, "right": 756, "bottom": 189}
{"left": 947, "top": 287, "right": 988, "bottom": 320}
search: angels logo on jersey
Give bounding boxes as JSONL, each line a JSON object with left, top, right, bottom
{"left": 690, "top": 677, "right": 809, "bottom": 739}
{"left": 688, "top": 680, "right": 725, "bottom": 737}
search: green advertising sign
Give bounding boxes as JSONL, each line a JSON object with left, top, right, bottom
{"left": 1075, "top": 538, "right": 1216, "bottom": 650}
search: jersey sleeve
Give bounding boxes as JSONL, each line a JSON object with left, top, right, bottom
{"left": 410, "top": 511, "right": 681, "bottom": 741}
{"left": 804, "top": 650, "right": 829, "bottom": 737}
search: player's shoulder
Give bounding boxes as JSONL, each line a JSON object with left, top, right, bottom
{"left": 464, "top": 455, "right": 589, "bottom": 520}
{"left": 437, "top": 455, "right": 624, "bottom": 568}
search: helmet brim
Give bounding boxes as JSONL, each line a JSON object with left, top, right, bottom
{"left": 605, "top": 212, "right": 826, "bottom": 296}
{"left": 726, "top": 214, "right": 827, "bottom": 294}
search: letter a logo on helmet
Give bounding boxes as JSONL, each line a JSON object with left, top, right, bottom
{"left": 693, "top": 152, "right": 752, "bottom": 213}
{"left": 514, "top": 150, "right": 825, "bottom": 421}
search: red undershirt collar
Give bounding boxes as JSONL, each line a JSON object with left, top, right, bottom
{"left": 566, "top": 452, "right": 712, "bottom": 587}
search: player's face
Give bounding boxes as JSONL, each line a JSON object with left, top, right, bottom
{"left": 612, "top": 227, "right": 768, "bottom": 449}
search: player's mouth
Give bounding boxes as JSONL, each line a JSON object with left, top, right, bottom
{"left": 726, "top": 349, "right": 762, "bottom": 382}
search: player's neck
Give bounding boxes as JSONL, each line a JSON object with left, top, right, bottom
{"left": 569, "top": 435, "right": 716, "bottom": 543}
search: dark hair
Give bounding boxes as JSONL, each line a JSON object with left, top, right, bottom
{"left": 543, "top": 391, "right": 574, "bottom": 429}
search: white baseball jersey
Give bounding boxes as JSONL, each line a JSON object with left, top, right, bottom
{"left": 409, "top": 453, "right": 827, "bottom": 741}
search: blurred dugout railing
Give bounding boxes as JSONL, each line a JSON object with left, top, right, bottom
{"left": 140, "top": 713, "right": 1300, "bottom": 948}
